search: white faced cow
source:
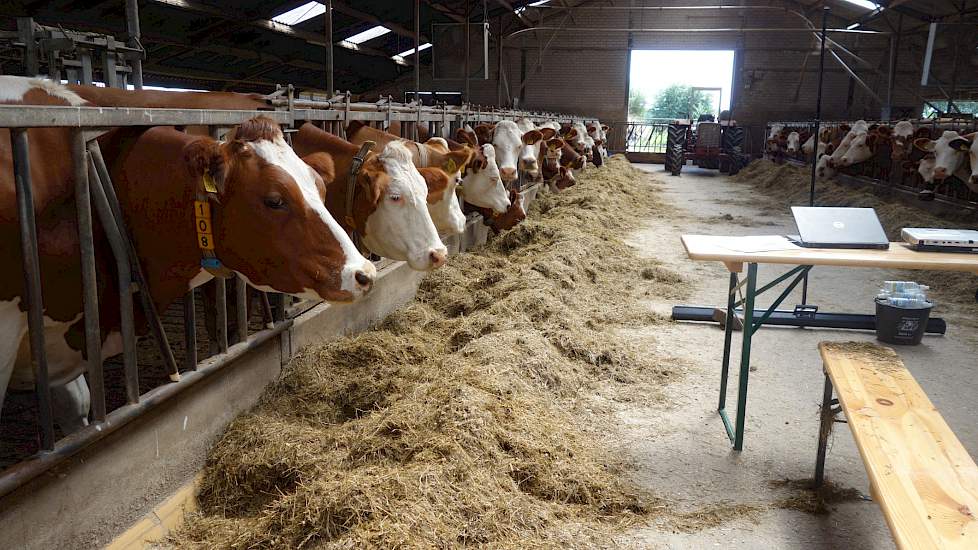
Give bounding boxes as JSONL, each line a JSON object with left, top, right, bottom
{"left": 786, "top": 131, "right": 801, "bottom": 154}
{"left": 914, "top": 130, "right": 975, "bottom": 186}
{"left": 485, "top": 120, "right": 544, "bottom": 185}
{"left": 516, "top": 118, "right": 556, "bottom": 180}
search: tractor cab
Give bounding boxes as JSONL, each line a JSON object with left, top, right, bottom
{"left": 664, "top": 112, "right": 747, "bottom": 176}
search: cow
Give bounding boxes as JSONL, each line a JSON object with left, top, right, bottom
{"left": 541, "top": 137, "right": 575, "bottom": 191}
{"left": 913, "top": 130, "right": 974, "bottom": 184}
{"left": 825, "top": 120, "right": 869, "bottom": 171}
{"left": 802, "top": 127, "right": 836, "bottom": 159}
{"left": 473, "top": 120, "right": 544, "bottom": 185}
{"left": 587, "top": 122, "right": 610, "bottom": 164}
{"left": 839, "top": 125, "right": 889, "bottom": 167}
{"left": 786, "top": 131, "right": 801, "bottom": 154}
{"left": 292, "top": 123, "right": 446, "bottom": 270}
{"left": 890, "top": 121, "right": 916, "bottom": 161}
{"left": 516, "top": 118, "right": 557, "bottom": 180}
{"left": 466, "top": 189, "right": 526, "bottom": 233}
{"left": 347, "top": 122, "right": 473, "bottom": 236}
{"left": 451, "top": 129, "right": 510, "bottom": 214}
{"left": 1, "top": 78, "right": 375, "bottom": 432}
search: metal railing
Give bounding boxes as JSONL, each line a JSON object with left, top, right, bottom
{"left": 0, "top": 96, "right": 599, "bottom": 497}
{"left": 608, "top": 120, "right": 673, "bottom": 154}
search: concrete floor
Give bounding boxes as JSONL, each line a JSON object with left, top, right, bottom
{"left": 619, "top": 165, "right": 978, "bottom": 549}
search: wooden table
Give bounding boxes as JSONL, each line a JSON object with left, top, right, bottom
{"left": 681, "top": 234, "right": 978, "bottom": 451}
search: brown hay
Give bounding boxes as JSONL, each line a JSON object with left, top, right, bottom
{"left": 732, "top": 160, "right": 978, "bottom": 316}
{"left": 170, "top": 155, "right": 695, "bottom": 548}
{"left": 665, "top": 503, "right": 763, "bottom": 533}
{"left": 770, "top": 478, "right": 865, "bottom": 515}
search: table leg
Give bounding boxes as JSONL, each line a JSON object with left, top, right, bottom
{"left": 733, "top": 262, "right": 758, "bottom": 452}
{"left": 814, "top": 373, "right": 835, "bottom": 487}
{"left": 718, "top": 271, "right": 738, "bottom": 442}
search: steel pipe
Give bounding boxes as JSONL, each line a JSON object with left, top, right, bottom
{"left": 324, "top": 0, "right": 333, "bottom": 94}
{"left": 184, "top": 290, "right": 197, "bottom": 370}
{"left": 87, "top": 154, "right": 139, "bottom": 404}
{"left": 236, "top": 275, "right": 248, "bottom": 344}
{"left": 72, "top": 129, "right": 106, "bottom": 422}
{"left": 11, "top": 128, "right": 55, "bottom": 451}
{"left": 125, "top": 0, "right": 143, "bottom": 89}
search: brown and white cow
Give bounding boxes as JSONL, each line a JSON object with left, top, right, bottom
{"left": 516, "top": 118, "right": 557, "bottom": 179}
{"left": 889, "top": 121, "right": 916, "bottom": 161}
{"left": 292, "top": 123, "right": 446, "bottom": 270}
{"left": 347, "top": 122, "right": 473, "bottom": 236}
{"left": 1, "top": 78, "right": 374, "bottom": 431}
{"left": 474, "top": 120, "right": 544, "bottom": 185}
{"left": 913, "top": 130, "right": 974, "bottom": 185}
{"left": 449, "top": 129, "right": 510, "bottom": 214}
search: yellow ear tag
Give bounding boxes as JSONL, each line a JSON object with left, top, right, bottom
{"left": 444, "top": 159, "right": 458, "bottom": 174}
{"left": 202, "top": 171, "right": 218, "bottom": 194}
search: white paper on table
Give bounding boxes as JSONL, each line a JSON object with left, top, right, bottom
{"left": 710, "top": 235, "right": 802, "bottom": 253}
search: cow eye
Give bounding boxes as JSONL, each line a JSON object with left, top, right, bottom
{"left": 389, "top": 193, "right": 402, "bottom": 202}
{"left": 263, "top": 195, "right": 286, "bottom": 210}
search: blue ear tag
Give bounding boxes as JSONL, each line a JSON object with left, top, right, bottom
{"left": 201, "top": 257, "right": 223, "bottom": 270}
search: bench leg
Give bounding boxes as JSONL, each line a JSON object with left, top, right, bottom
{"left": 732, "top": 263, "right": 758, "bottom": 452}
{"left": 814, "top": 373, "right": 834, "bottom": 487}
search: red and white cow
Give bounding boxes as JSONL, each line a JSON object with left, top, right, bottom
{"left": 348, "top": 123, "right": 473, "bottom": 236}
{"left": 890, "top": 121, "right": 916, "bottom": 161}
{"left": 516, "top": 118, "right": 557, "bottom": 180}
{"left": 913, "top": 130, "right": 974, "bottom": 184}
{"left": 475, "top": 120, "right": 544, "bottom": 185}
{"left": 786, "top": 131, "right": 801, "bottom": 154}
{"left": 452, "top": 129, "right": 510, "bottom": 214}
{"left": 1, "top": 78, "right": 375, "bottom": 431}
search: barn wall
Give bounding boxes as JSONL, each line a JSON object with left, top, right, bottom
{"left": 370, "top": 0, "right": 934, "bottom": 152}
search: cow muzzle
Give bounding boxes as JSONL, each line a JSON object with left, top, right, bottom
{"left": 499, "top": 166, "right": 518, "bottom": 183}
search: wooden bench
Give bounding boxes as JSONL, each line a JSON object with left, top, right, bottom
{"left": 814, "top": 341, "right": 978, "bottom": 549}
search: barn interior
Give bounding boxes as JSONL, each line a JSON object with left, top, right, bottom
{"left": 2, "top": 1, "right": 978, "bottom": 549}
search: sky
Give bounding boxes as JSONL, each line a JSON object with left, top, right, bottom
{"left": 629, "top": 50, "right": 735, "bottom": 115}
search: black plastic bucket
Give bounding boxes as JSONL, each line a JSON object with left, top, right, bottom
{"left": 875, "top": 298, "right": 932, "bottom": 345}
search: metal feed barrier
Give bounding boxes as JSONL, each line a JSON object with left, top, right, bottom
{"left": 0, "top": 97, "right": 598, "bottom": 498}
{"left": 765, "top": 119, "right": 978, "bottom": 211}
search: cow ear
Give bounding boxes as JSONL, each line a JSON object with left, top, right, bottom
{"left": 914, "top": 138, "right": 936, "bottom": 152}
{"left": 184, "top": 137, "right": 230, "bottom": 196}
{"left": 866, "top": 133, "right": 879, "bottom": 147}
{"left": 302, "top": 152, "right": 336, "bottom": 185}
{"left": 346, "top": 120, "right": 367, "bottom": 139}
{"left": 522, "top": 129, "right": 543, "bottom": 145}
{"left": 563, "top": 128, "right": 578, "bottom": 140}
{"left": 481, "top": 143, "right": 496, "bottom": 159}
{"left": 455, "top": 128, "right": 478, "bottom": 148}
{"left": 442, "top": 149, "right": 472, "bottom": 174}
{"left": 950, "top": 138, "right": 972, "bottom": 152}
{"left": 540, "top": 127, "right": 557, "bottom": 140}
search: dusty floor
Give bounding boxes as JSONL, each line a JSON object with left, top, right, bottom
{"left": 618, "top": 165, "right": 978, "bottom": 549}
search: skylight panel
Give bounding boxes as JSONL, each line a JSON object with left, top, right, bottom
{"left": 272, "top": 1, "right": 326, "bottom": 26}
{"left": 345, "top": 25, "right": 391, "bottom": 44}
{"left": 840, "top": 0, "right": 881, "bottom": 11}
{"left": 394, "top": 43, "right": 432, "bottom": 58}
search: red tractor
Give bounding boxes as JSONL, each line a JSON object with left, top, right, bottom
{"left": 664, "top": 114, "right": 748, "bottom": 176}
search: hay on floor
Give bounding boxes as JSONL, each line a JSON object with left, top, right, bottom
{"left": 169, "top": 156, "right": 691, "bottom": 549}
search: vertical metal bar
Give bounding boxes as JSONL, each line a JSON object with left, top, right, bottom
{"left": 921, "top": 22, "right": 937, "bottom": 86}
{"left": 215, "top": 278, "right": 229, "bottom": 353}
{"left": 80, "top": 51, "right": 94, "bottom": 85}
{"left": 259, "top": 292, "right": 274, "bottom": 329}
{"left": 324, "top": 0, "right": 334, "bottom": 94}
{"left": 72, "top": 130, "right": 105, "bottom": 421}
{"left": 814, "top": 374, "right": 834, "bottom": 487}
{"left": 718, "top": 271, "right": 738, "bottom": 413}
{"left": 11, "top": 128, "right": 55, "bottom": 451}
{"left": 89, "top": 142, "right": 178, "bottom": 381}
{"left": 125, "top": 0, "right": 143, "bottom": 89}
{"left": 183, "top": 289, "right": 197, "bottom": 370}
{"left": 496, "top": 16, "right": 503, "bottom": 106}
{"left": 415, "top": 0, "right": 422, "bottom": 140}
{"left": 235, "top": 275, "right": 248, "bottom": 344}
{"left": 464, "top": 0, "right": 471, "bottom": 102}
{"left": 16, "top": 18, "right": 38, "bottom": 76}
{"left": 803, "top": 6, "right": 829, "bottom": 307}
{"left": 87, "top": 154, "right": 138, "bottom": 404}
{"left": 103, "top": 37, "right": 119, "bottom": 89}
{"left": 883, "top": 34, "right": 895, "bottom": 121}
{"left": 733, "top": 263, "right": 757, "bottom": 452}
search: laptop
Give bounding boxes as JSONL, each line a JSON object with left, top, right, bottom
{"left": 789, "top": 207, "right": 890, "bottom": 249}
{"left": 902, "top": 228, "right": 978, "bottom": 252}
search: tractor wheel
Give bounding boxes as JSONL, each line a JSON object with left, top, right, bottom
{"left": 665, "top": 124, "right": 686, "bottom": 176}
{"left": 721, "top": 127, "right": 745, "bottom": 153}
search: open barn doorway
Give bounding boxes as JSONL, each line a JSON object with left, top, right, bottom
{"left": 625, "top": 50, "right": 735, "bottom": 156}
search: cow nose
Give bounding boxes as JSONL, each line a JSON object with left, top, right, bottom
{"left": 429, "top": 248, "right": 447, "bottom": 268}
{"left": 354, "top": 270, "right": 373, "bottom": 290}
{"left": 934, "top": 167, "right": 947, "bottom": 179}
{"left": 499, "top": 167, "right": 517, "bottom": 182}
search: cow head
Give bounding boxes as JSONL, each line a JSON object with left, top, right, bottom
{"left": 492, "top": 119, "right": 543, "bottom": 184}
{"left": 485, "top": 189, "right": 526, "bottom": 232}
{"left": 461, "top": 144, "right": 509, "bottom": 214}
{"left": 915, "top": 130, "right": 971, "bottom": 181}
{"left": 191, "top": 116, "right": 375, "bottom": 302}
{"left": 454, "top": 128, "right": 488, "bottom": 172}
{"left": 839, "top": 130, "right": 881, "bottom": 167}
{"left": 815, "top": 153, "right": 836, "bottom": 180}
{"left": 419, "top": 165, "right": 466, "bottom": 236}
{"left": 891, "top": 123, "right": 921, "bottom": 161}
{"left": 917, "top": 154, "right": 937, "bottom": 184}
{"left": 326, "top": 141, "right": 446, "bottom": 271}
{"left": 786, "top": 131, "right": 801, "bottom": 153}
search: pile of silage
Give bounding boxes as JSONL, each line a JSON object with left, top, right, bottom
{"left": 171, "top": 155, "right": 689, "bottom": 549}
{"left": 731, "top": 160, "right": 978, "bottom": 311}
